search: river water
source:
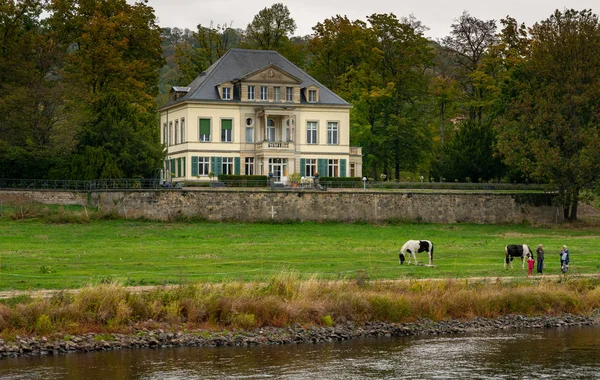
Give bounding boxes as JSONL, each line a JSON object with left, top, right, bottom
{"left": 1, "top": 326, "right": 599, "bottom": 379}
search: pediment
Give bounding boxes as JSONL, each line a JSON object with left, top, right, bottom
{"left": 240, "top": 64, "right": 302, "bottom": 85}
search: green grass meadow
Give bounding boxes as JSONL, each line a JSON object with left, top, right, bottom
{"left": 1, "top": 217, "right": 600, "bottom": 290}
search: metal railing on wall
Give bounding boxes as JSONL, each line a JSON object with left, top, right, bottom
{"left": 0, "top": 178, "right": 550, "bottom": 192}
{"left": 0, "top": 178, "right": 161, "bottom": 191}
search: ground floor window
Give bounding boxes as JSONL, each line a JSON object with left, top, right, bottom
{"left": 328, "top": 159, "right": 339, "bottom": 177}
{"left": 198, "top": 157, "right": 209, "bottom": 176}
{"left": 245, "top": 157, "right": 254, "bottom": 175}
{"left": 222, "top": 157, "right": 233, "bottom": 175}
{"left": 268, "top": 158, "right": 288, "bottom": 181}
{"left": 305, "top": 159, "right": 316, "bottom": 177}
{"left": 350, "top": 163, "right": 356, "bottom": 177}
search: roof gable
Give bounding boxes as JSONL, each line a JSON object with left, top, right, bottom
{"left": 240, "top": 64, "right": 302, "bottom": 85}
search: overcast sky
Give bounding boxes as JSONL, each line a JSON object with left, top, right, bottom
{"left": 146, "top": 0, "right": 598, "bottom": 40}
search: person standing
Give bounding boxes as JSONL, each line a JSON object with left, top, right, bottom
{"left": 536, "top": 244, "right": 545, "bottom": 274}
{"left": 560, "top": 245, "right": 570, "bottom": 273}
{"left": 527, "top": 255, "right": 535, "bottom": 276}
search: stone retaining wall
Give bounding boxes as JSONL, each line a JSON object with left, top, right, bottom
{"left": 0, "top": 189, "right": 561, "bottom": 224}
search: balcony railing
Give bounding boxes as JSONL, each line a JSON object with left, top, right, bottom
{"left": 255, "top": 141, "right": 294, "bottom": 151}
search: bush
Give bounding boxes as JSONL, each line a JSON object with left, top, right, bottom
{"left": 319, "top": 177, "right": 363, "bottom": 188}
{"left": 218, "top": 175, "right": 268, "bottom": 187}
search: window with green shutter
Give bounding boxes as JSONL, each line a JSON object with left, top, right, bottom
{"left": 340, "top": 159, "right": 346, "bottom": 177}
{"left": 317, "top": 159, "right": 327, "bottom": 177}
{"left": 300, "top": 158, "right": 306, "bottom": 177}
{"left": 192, "top": 156, "right": 199, "bottom": 176}
{"left": 234, "top": 157, "right": 240, "bottom": 175}
{"left": 221, "top": 119, "right": 232, "bottom": 142}
{"left": 199, "top": 119, "right": 210, "bottom": 141}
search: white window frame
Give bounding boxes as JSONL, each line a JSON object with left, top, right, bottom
{"left": 222, "top": 157, "right": 233, "bottom": 175}
{"left": 286, "top": 87, "right": 293, "bottom": 101}
{"left": 248, "top": 85, "right": 255, "bottom": 100}
{"left": 274, "top": 87, "right": 281, "bottom": 101}
{"left": 180, "top": 118, "right": 185, "bottom": 143}
{"left": 246, "top": 126, "right": 254, "bottom": 143}
{"left": 199, "top": 118, "right": 211, "bottom": 142}
{"left": 169, "top": 122, "right": 173, "bottom": 146}
{"left": 306, "top": 121, "right": 317, "bottom": 144}
{"left": 221, "top": 119, "right": 233, "bottom": 143}
{"left": 245, "top": 157, "right": 255, "bottom": 175}
{"left": 328, "top": 159, "right": 339, "bottom": 177}
{"left": 305, "top": 159, "right": 316, "bottom": 177}
{"left": 162, "top": 122, "right": 167, "bottom": 144}
{"left": 222, "top": 87, "right": 231, "bottom": 100}
{"left": 327, "top": 121, "right": 339, "bottom": 145}
{"left": 260, "top": 86, "right": 268, "bottom": 100}
{"left": 198, "top": 157, "right": 209, "bottom": 176}
{"left": 308, "top": 89, "right": 317, "bottom": 102}
{"left": 267, "top": 119, "right": 276, "bottom": 142}
{"left": 174, "top": 119, "right": 179, "bottom": 144}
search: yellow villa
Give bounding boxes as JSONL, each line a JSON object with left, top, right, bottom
{"left": 159, "top": 48, "right": 362, "bottom": 183}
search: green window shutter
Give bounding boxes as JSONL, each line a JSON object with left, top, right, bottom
{"left": 191, "top": 156, "right": 198, "bottom": 176}
{"left": 340, "top": 159, "right": 346, "bottom": 177}
{"left": 177, "top": 158, "right": 181, "bottom": 177}
{"left": 210, "top": 157, "right": 216, "bottom": 174}
{"left": 234, "top": 157, "right": 240, "bottom": 175}
{"left": 170, "top": 159, "right": 176, "bottom": 176}
{"left": 199, "top": 119, "right": 210, "bottom": 137}
{"left": 216, "top": 157, "right": 223, "bottom": 175}
{"left": 221, "top": 119, "right": 232, "bottom": 130}
{"left": 300, "top": 158, "right": 306, "bottom": 177}
{"left": 318, "top": 159, "right": 327, "bottom": 176}
{"left": 183, "top": 157, "right": 186, "bottom": 177}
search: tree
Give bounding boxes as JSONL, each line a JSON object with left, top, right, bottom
{"left": 46, "top": 0, "right": 165, "bottom": 179}
{"left": 496, "top": 9, "right": 600, "bottom": 220}
{"left": 432, "top": 120, "right": 505, "bottom": 182}
{"left": 244, "top": 3, "right": 296, "bottom": 50}
{"left": 346, "top": 13, "right": 433, "bottom": 180}
{"left": 0, "top": 0, "right": 77, "bottom": 178}
{"left": 441, "top": 11, "right": 499, "bottom": 127}
{"left": 175, "top": 22, "right": 239, "bottom": 85}
{"left": 308, "top": 15, "right": 370, "bottom": 92}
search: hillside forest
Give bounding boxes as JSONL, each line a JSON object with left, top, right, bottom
{"left": 1, "top": 1, "right": 600, "bottom": 219}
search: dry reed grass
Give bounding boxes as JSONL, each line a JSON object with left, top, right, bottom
{"left": 0, "top": 274, "right": 598, "bottom": 338}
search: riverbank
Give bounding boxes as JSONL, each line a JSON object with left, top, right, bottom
{"left": 1, "top": 313, "right": 598, "bottom": 358}
{"left": 1, "top": 275, "right": 600, "bottom": 359}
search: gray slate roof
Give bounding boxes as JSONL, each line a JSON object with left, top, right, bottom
{"left": 163, "top": 49, "right": 349, "bottom": 108}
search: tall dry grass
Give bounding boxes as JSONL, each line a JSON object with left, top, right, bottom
{"left": 0, "top": 274, "right": 599, "bottom": 338}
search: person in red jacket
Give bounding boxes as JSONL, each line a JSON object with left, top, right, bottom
{"left": 527, "top": 255, "right": 535, "bottom": 276}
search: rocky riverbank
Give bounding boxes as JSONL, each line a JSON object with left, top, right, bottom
{"left": 1, "top": 313, "right": 598, "bottom": 359}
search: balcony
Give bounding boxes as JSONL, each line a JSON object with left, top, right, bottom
{"left": 255, "top": 141, "right": 295, "bottom": 152}
{"left": 350, "top": 146, "right": 362, "bottom": 156}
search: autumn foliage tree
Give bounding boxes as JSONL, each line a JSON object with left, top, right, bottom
{"left": 46, "top": 0, "right": 165, "bottom": 179}
{"left": 496, "top": 9, "right": 600, "bottom": 220}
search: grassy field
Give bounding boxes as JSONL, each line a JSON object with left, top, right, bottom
{"left": 1, "top": 214, "right": 600, "bottom": 290}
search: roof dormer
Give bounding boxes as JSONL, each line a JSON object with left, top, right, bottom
{"left": 217, "top": 82, "right": 233, "bottom": 100}
{"left": 303, "top": 85, "right": 319, "bottom": 103}
{"left": 170, "top": 86, "right": 191, "bottom": 102}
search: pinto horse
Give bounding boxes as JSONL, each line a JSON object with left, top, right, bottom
{"left": 399, "top": 240, "right": 434, "bottom": 266}
{"left": 504, "top": 244, "right": 532, "bottom": 269}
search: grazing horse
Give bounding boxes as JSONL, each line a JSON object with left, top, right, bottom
{"left": 399, "top": 240, "right": 434, "bottom": 266}
{"left": 504, "top": 244, "right": 532, "bottom": 269}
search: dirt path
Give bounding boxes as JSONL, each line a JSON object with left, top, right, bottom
{"left": 1, "top": 273, "right": 598, "bottom": 300}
